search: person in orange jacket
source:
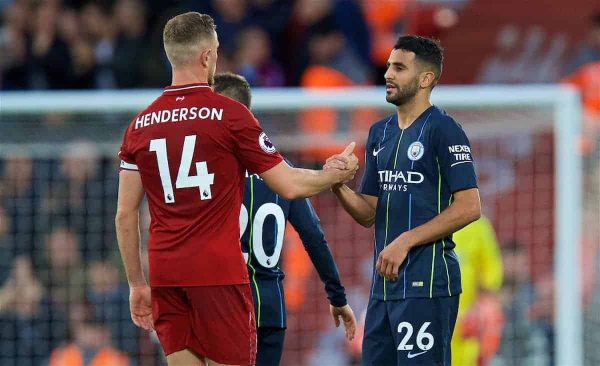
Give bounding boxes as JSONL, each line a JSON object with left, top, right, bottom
{"left": 48, "top": 302, "right": 130, "bottom": 366}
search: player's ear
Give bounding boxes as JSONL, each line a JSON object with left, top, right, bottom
{"left": 419, "top": 70, "right": 436, "bottom": 89}
{"left": 199, "top": 48, "right": 211, "bottom": 67}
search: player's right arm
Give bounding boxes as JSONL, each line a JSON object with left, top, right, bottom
{"left": 330, "top": 184, "right": 377, "bottom": 227}
{"left": 115, "top": 170, "right": 146, "bottom": 288}
{"left": 116, "top": 127, "right": 153, "bottom": 332}
{"left": 259, "top": 143, "right": 358, "bottom": 200}
{"left": 229, "top": 102, "right": 358, "bottom": 200}
{"left": 115, "top": 169, "right": 154, "bottom": 332}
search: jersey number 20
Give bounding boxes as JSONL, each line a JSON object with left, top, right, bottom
{"left": 149, "top": 135, "right": 214, "bottom": 204}
{"left": 240, "top": 203, "right": 285, "bottom": 268}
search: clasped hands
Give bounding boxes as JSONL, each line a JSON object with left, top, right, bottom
{"left": 323, "top": 142, "right": 360, "bottom": 184}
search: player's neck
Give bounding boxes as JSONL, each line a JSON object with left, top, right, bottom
{"left": 171, "top": 67, "right": 209, "bottom": 86}
{"left": 395, "top": 97, "right": 432, "bottom": 129}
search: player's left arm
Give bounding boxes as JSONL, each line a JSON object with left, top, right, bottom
{"left": 378, "top": 119, "right": 481, "bottom": 280}
{"left": 115, "top": 169, "right": 154, "bottom": 331}
{"left": 288, "top": 198, "right": 356, "bottom": 340}
{"left": 377, "top": 189, "right": 480, "bottom": 280}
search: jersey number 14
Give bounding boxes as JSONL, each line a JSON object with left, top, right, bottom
{"left": 149, "top": 135, "right": 214, "bottom": 203}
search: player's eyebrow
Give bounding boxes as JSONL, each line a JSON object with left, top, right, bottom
{"left": 386, "top": 61, "right": 407, "bottom": 68}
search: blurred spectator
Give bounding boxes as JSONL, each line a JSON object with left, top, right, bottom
{"left": 210, "top": 0, "right": 252, "bottom": 55}
{"left": 43, "top": 226, "right": 85, "bottom": 308}
{"left": 330, "top": 0, "right": 371, "bottom": 67}
{"left": 0, "top": 151, "right": 38, "bottom": 259}
{"left": 42, "top": 141, "right": 112, "bottom": 260}
{"left": 30, "top": 3, "right": 73, "bottom": 89}
{"left": 0, "top": 1, "right": 30, "bottom": 90}
{"left": 112, "top": 0, "right": 150, "bottom": 88}
{"left": 233, "top": 26, "right": 284, "bottom": 87}
{"left": 561, "top": 22, "right": 600, "bottom": 157}
{"left": 62, "top": 8, "right": 97, "bottom": 89}
{"left": 287, "top": 0, "right": 371, "bottom": 84}
{"left": 492, "top": 241, "right": 549, "bottom": 366}
{"left": 287, "top": 0, "right": 336, "bottom": 84}
{"left": 361, "top": 0, "right": 408, "bottom": 70}
{"left": 86, "top": 260, "right": 140, "bottom": 355}
{"left": 0, "top": 256, "right": 66, "bottom": 366}
{"left": 301, "top": 15, "right": 370, "bottom": 86}
{"left": 247, "top": 0, "right": 292, "bottom": 61}
{"left": 562, "top": 61, "right": 600, "bottom": 118}
{"left": 563, "top": 12, "right": 600, "bottom": 76}
{"left": 80, "top": 2, "right": 117, "bottom": 89}
{"left": 0, "top": 206, "right": 13, "bottom": 283}
{"left": 297, "top": 15, "right": 373, "bottom": 161}
{"left": 48, "top": 301, "right": 130, "bottom": 366}
{"left": 528, "top": 273, "right": 555, "bottom": 366}
{"left": 452, "top": 216, "right": 504, "bottom": 366}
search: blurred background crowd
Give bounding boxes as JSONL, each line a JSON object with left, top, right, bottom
{"left": 2, "top": 0, "right": 597, "bottom": 90}
{"left": 1, "top": 0, "right": 600, "bottom": 365}
{"left": 0, "top": 0, "right": 465, "bottom": 90}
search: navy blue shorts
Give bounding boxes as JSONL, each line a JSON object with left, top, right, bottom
{"left": 362, "top": 296, "right": 459, "bottom": 366}
{"left": 256, "top": 327, "right": 285, "bottom": 366}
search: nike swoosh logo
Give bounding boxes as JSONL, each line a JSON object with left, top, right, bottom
{"left": 373, "top": 147, "right": 385, "bottom": 156}
{"left": 407, "top": 350, "right": 428, "bottom": 359}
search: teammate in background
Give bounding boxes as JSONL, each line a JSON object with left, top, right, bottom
{"left": 452, "top": 216, "right": 504, "bottom": 366}
{"left": 115, "top": 13, "right": 358, "bottom": 366}
{"left": 325, "top": 35, "right": 481, "bottom": 365}
{"left": 213, "top": 72, "right": 357, "bottom": 366}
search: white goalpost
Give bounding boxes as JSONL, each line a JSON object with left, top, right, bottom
{"left": 0, "top": 85, "right": 583, "bottom": 365}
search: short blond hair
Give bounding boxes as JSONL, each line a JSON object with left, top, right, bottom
{"left": 163, "top": 12, "right": 216, "bottom": 67}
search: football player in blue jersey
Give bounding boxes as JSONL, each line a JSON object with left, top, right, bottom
{"left": 213, "top": 73, "right": 357, "bottom": 366}
{"left": 325, "top": 36, "right": 481, "bottom": 365}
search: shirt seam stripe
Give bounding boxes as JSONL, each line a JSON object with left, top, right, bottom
{"left": 248, "top": 176, "right": 262, "bottom": 326}
{"left": 384, "top": 128, "right": 404, "bottom": 300}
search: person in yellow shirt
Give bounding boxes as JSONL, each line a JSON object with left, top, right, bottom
{"left": 452, "top": 216, "right": 504, "bottom": 366}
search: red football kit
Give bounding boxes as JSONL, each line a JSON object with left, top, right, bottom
{"left": 119, "top": 83, "right": 282, "bottom": 364}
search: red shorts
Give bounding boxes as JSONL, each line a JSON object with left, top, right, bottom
{"left": 151, "top": 285, "right": 256, "bottom": 365}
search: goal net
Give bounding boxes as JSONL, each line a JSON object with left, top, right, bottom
{"left": 0, "top": 85, "right": 585, "bottom": 366}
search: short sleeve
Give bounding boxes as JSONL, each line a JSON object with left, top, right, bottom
{"left": 228, "top": 104, "right": 283, "bottom": 174}
{"left": 118, "top": 124, "right": 138, "bottom": 171}
{"left": 434, "top": 119, "right": 478, "bottom": 193}
{"left": 359, "top": 126, "right": 380, "bottom": 197}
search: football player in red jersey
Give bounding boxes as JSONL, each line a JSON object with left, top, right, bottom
{"left": 115, "top": 12, "right": 358, "bottom": 366}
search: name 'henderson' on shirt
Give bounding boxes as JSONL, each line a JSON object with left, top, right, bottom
{"left": 135, "top": 106, "right": 224, "bottom": 129}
